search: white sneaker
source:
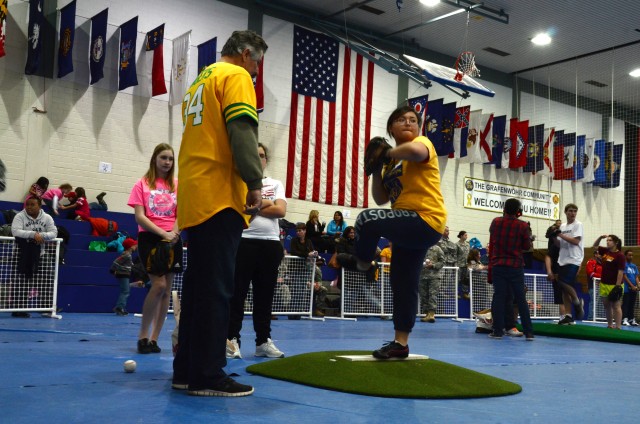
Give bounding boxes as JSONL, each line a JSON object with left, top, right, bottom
{"left": 631, "top": 319, "right": 639, "bottom": 327}
{"left": 622, "top": 318, "right": 630, "bottom": 326}
{"left": 226, "top": 338, "right": 242, "bottom": 359}
{"left": 506, "top": 327, "right": 524, "bottom": 337}
{"left": 255, "top": 338, "right": 285, "bottom": 358}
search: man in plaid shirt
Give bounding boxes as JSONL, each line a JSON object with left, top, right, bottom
{"left": 487, "top": 198, "right": 534, "bottom": 340}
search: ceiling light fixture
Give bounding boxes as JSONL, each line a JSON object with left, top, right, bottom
{"left": 629, "top": 68, "right": 640, "bottom": 77}
{"left": 420, "top": 0, "right": 440, "bottom": 6}
{"left": 531, "top": 33, "right": 551, "bottom": 45}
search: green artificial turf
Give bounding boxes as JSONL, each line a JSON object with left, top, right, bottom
{"left": 246, "top": 351, "right": 521, "bottom": 399}
{"left": 524, "top": 323, "right": 640, "bottom": 344}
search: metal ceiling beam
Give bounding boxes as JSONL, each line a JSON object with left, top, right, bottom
{"left": 441, "top": 0, "right": 509, "bottom": 24}
{"left": 385, "top": 3, "right": 480, "bottom": 37}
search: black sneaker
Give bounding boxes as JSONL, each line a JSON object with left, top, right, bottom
{"left": 525, "top": 333, "right": 535, "bottom": 341}
{"left": 188, "top": 377, "right": 254, "bottom": 397}
{"left": 488, "top": 332, "right": 503, "bottom": 339}
{"left": 137, "top": 338, "right": 152, "bottom": 354}
{"left": 558, "top": 315, "right": 576, "bottom": 325}
{"left": 11, "top": 312, "right": 31, "bottom": 318}
{"left": 149, "top": 340, "right": 162, "bottom": 353}
{"left": 171, "top": 379, "right": 188, "bottom": 390}
{"left": 372, "top": 341, "right": 409, "bottom": 359}
{"left": 113, "top": 307, "right": 128, "bottom": 316}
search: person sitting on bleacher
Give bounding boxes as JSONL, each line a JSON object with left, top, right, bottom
{"left": 11, "top": 197, "right": 57, "bottom": 317}
{"left": 289, "top": 222, "right": 326, "bottom": 317}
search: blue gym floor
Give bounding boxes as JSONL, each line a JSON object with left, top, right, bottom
{"left": 1, "top": 314, "right": 639, "bottom": 423}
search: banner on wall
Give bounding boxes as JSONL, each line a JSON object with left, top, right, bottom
{"left": 0, "top": 0, "right": 8, "bottom": 58}
{"left": 463, "top": 176, "right": 561, "bottom": 220}
{"left": 145, "top": 23, "right": 167, "bottom": 96}
{"left": 170, "top": 30, "right": 190, "bottom": 106}
{"left": 197, "top": 36, "right": 216, "bottom": 73}
{"left": 118, "top": 16, "right": 138, "bottom": 91}
{"left": 89, "top": 8, "right": 108, "bottom": 85}
{"left": 57, "top": 0, "right": 76, "bottom": 78}
{"left": 25, "top": 0, "right": 44, "bottom": 75}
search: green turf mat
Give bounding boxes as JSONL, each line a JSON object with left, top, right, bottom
{"left": 246, "top": 350, "right": 521, "bottom": 399}
{"left": 526, "top": 323, "right": 640, "bottom": 344}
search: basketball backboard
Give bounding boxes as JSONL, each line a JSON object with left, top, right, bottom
{"left": 403, "top": 54, "right": 496, "bottom": 97}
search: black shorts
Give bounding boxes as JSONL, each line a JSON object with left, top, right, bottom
{"left": 551, "top": 279, "right": 563, "bottom": 304}
{"left": 137, "top": 231, "right": 183, "bottom": 275}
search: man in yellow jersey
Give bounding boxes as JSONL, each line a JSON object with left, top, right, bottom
{"left": 173, "top": 30, "right": 267, "bottom": 397}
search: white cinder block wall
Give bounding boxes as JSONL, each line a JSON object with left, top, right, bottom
{"left": 0, "top": 0, "right": 624, "bottom": 247}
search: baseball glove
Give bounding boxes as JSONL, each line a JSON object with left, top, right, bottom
{"left": 364, "top": 137, "right": 392, "bottom": 176}
{"left": 607, "top": 285, "right": 623, "bottom": 302}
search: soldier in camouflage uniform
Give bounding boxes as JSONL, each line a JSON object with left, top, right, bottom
{"left": 456, "top": 230, "right": 471, "bottom": 299}
{"left": 419, "top": 243, "right": 444, "bottom": 322}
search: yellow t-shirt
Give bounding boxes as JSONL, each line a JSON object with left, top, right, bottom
{"left": 381, "top": 135, "right": 447, "bottom": 234}
{"left": 177, "top": 62, "right": 258, "bottom": 229}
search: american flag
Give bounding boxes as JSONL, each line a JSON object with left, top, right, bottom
{"left": 285, "top": 26, "right": 374, "bottom": 208}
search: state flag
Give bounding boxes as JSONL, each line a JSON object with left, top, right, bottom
{"left": 169, "top": 31, "right": 190, "bottom": 106}
{"left": 524, "top": 124, "right": 544, "bottom": 174}
{"left": 580, "top": 137, "right": 595, "bottom": 182}
{"left": 440, "top": 102, "right": 456, "bottom": 157}
{"left": 491, "top": 115, "right": 506, "bottom": 168}
{"left": 592, "top": 139, "right": 606, "bottom": 185}
{"left": 145, "top": 24, "right": 167, "bottom": 96}
{"left": 0, "top": 0, "right": 7, "bottom": 58}
{"left": 461, "top": 109, "right": 482, "bottom": 163}
{"left": 479, "top": 113, "right": 493, "bottom": 163}
{"left": 573, "top": 135, "right": 586, "bottom": 181}
{"left": 452, "top": 106, "right": 470, "bottom": 159}
{"left": 509, "top": 118, "right": 529, "bottom": 168}
{"left": 407, "top": 95, "right": 428, "bottom": 134}
{"left": 57, "top": 0, "right": 76, "bottom": 78}
{"left": 89, "top": 8, "right": 108, "bottom": 85}
{"left": 540, "top": 127, "right": 555, "bottom": 176}
{"left": 25, "top": 0, "right": 44, "bottom": 75}
{"left": 118, "top": 16, "right": 138, "bottom": 91}
{"left": 197, "top": 37, "right": 216, "bottom": 73}
{"left": 425, "top": 99, "right": 445, "bottom": 155}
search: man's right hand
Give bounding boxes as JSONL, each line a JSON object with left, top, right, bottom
{"left": 244, "top": 189, "right": 263, "bottom": 216}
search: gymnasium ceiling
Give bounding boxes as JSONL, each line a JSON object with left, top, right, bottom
{"left": 253, "top": 0, "right": 640, "bottom": 113}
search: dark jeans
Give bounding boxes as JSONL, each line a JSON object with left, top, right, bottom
{"left": 173, "top": 208, "right": 244, "bottom": 389}
{"left": 622, "top": 291, "right": 638, "bottom": 320}
{"left": 491, "top": 266, "right": 533, "bottom": 335}
{"left": 228, "top": 238, "right": 284, "bottom": 345}
{"left": 354, "top": 208, "right": 442, "bottom": 333}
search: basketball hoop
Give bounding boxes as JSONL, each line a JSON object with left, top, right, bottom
{"left": 454, "top": 51, "right": 480, "bottom": 81}
{"left": 454, "top": 10, "right": 481, "bottom": 82}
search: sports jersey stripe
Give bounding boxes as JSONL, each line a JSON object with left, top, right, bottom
{"left": 224, "top": 103, "right": 258, "bottom": 123}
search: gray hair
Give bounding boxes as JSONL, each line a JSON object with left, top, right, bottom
{"left": 220, "top": 30, "right": 268, "bottom": 60}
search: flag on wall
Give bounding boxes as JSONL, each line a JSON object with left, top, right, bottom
{"left": 451, "top": 105, "right": 469, "bottom": 159}
{"left": 285, "top": 26, "right": 374, "bottom": 208}
{"left": 523, "top": 124, "right": 544, "bottom": 174}
{"left": 580, "top": 137, "right": 595, "bottom": 182}
{"left": 25, "top": 0, "right": 44, "bottom": 75}
{"left": 540, "top": 127, "right": 555, "bottom": 176}
{"left": 479, "top": 113, "right": 494, "bottom": 163}
{"left": 573, "top": 135, "right": 586, "bottom": 181}
{"left": 509, "top": 119, "right": 529, "bottom": 168}
{"left": 491, "top": 115, "right": 506, "bottom": 168}
{"left": 425, "top": 99, "right": 445, "bottom": 155}
{"left": 440, "top": 102, "right": 456, "bottom": 157}
{"left": 594, "top": 143, "right": 623, "bottom": 188}
{"left": 592, "top": 139, "right": 606, "bottom": 184}
{"left": 407, "top": 95, "right": 428, "bottom": 134}
{"left": 0, "top": 0, "right": 9, "bottom": 58}
{"left": 197, "top": 37, "right": 216, "bottom": 73}
{"left": 118, "top": 16, "right": 138, "bottom": 91}
{"left": 89, "top": 8, "right": 108, "bottom": 85}
{"left": 145, "top": 24, "right": 167, "bottom": 96}
{"left": 170, "top": 31, "right": 190, "bottom": 106}
{"left": 255, "top": 59, "right": 264, "bottom": 113}
{"left": 57, "top": 0, "right": 76, "bottom": 78}
{"left": 461, "top": 109, "right": 482, "bottom": 163}
{"left": 554, "top": 132, "right": 575, "bottom": 180}
{"left": 501, "top": 119, "right": 511, "bottom": 169}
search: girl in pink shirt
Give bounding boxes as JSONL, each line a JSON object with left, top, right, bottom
{"left": 128, "top": 143, "right": 181, "bottom": 354}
